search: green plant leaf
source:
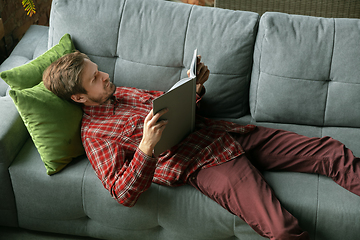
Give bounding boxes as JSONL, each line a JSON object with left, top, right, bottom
{"left": 22, "top": 0, "right": 36, "bottom": 17}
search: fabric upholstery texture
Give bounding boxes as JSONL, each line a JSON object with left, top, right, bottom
{"left": 2, "top": 0, "right": 360, "bottom": 239}
{"left": 0, "top": 25, "right": 49, "bottom": 227}
{"left": 250, "top": 12, "right": 360, "bottom": 127}
{"left": 48, "top": 0, "right": 259, "bottom": 118}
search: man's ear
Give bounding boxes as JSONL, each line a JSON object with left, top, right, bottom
{"left": 70, "top": 94, "right": 87, "bottom": 104}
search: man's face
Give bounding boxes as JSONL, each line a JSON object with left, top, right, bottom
{"left": 73, "top": 59, "right": 116, "bottom": 106}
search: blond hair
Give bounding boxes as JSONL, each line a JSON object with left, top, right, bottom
{"left": 43, "top": 51, "right": 89, "bottom": 102}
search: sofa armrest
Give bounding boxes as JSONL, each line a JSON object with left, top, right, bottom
{"left": 0, "top": 25, "right": 49, "bottom": 96}
{"left": 0, "top": 96, "right": 29, "bottom": 227}
{"left": 0, "top": 25, "right": 48, "bottom": 227}
{"left": 0, "top": 96, "right": 29, "bottom": 167}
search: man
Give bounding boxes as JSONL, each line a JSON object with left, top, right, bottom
{"left": 44, "top": 51, "right": 360, "bottom": 240}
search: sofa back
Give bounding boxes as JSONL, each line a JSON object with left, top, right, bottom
{"left": 48, "top": 0, "right": 259, "bottom": 118}
{"left": 250, "top": 12, "right": 360, "bottom": 127}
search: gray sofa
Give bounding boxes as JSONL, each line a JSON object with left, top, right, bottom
{"left": 1, "top": 0, "right": 360, "bottom": 239}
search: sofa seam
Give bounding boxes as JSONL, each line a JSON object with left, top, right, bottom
{"left": 114, "top": 0, "right": 126, "bottom": 57}
{"left": 32, "top": 27, "right": 48, "bottom": 59}
{"left": 258, "top": 72, "right": 360, "bottom": 85}
{"left": 48, "top": 0, "right": 57, "bottom": 49}
{"left": 156, "top": 184, "right": 160, "bottom": 230}
{"left": 88, "top": 53, "right": 187, "bottom": 69}
{"left": 113, "top": 57, "right": 185, "bottom": 68}
{"left": 233, "top": 215, "right": 236, "bottom": 238}
{"left": 314, "top": 174, "right": 320, "bottom": 240}
{"left": 212, "top": 72, "right": 250, "bottom": 78}
{"left": 181, "top": 4, "right": 194, "bottom": 79}
{"left": 260, "top": 72, "right": 331, "bottom": 83}
{"left": 253, "top": 16, "right": 266, "bottom": 119}
{"left": 322, "top": 18, "right": 335, "bottom": 127}
{"left": 112, "top": 0, "right": 127, "bottom": 83}
{"left": 81, "top": 161, "right": 91, "bottom": 220}
{"left": 328, "top": 18, "right": 336, "bottom": 82}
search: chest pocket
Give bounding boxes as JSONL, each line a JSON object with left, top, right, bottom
{"left": 120, "top": 115, "right": 141, "bottom": 136}
{"left": 119, "top": 115, "right": 144, "bottom": 155}
{"left": 121, "top": 115, "right": 144, "bottom": 142}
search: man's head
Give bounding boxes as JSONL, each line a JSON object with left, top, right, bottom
{"left": 43, "top": 51, "right": 116, "bottom": 106}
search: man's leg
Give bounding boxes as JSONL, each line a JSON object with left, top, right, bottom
{"left": 236, "top": 126, "right": 360, "bottom": 196}
{"left": 188, "top": 156, "right": 310, "bottom": 240}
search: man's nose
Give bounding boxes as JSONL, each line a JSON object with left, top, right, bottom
{"left": 101, "top": 72, "right": 110, "bottom": 81}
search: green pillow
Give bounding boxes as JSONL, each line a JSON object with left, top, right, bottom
{"left": 2, "top": 33, "right": 83, "bottom": 175}
{"left": 1, "top": 33, "right": 75, "bottom": 90}
{"left": 9, "top": 82, "right": 84, "bottom": 175}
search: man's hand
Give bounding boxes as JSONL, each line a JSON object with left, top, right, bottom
{"left": 187, "top": 55, "right": 210, "bottom": 94}
{"left": 139, "top": 108, "right": 169, "bottom": 157}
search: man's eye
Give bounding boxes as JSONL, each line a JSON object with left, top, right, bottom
{"left": 92, "top": 72, "right": 98, "bottom": 82}
{"left": 93, "top": 72, "right": 98, "bottom": 81}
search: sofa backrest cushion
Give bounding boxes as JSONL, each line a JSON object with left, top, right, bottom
{"left": 250, "top": 12, "right": 360, "bottom": 127}
{"left": 48, "top": 0, "right": 259, "bottom": 118}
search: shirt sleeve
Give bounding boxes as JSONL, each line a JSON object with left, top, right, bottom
{"left": 84, "top": 137, "right": 157, "bottom": 207}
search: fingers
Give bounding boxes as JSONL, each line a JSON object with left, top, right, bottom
{"left": 141, "top": 109, "right": 169, "bottom": 155}
{"left": 197, "top": 62, "right": 210, "bottom": 85}
{"left": 151, "top": 108, "right": 168, "bottom": 124}
{"left": 145, "top": 108, "right": 167, "bottom": 121}
{"left": 155, "top": 119, "right": 168, "bottom": 133}
{"left": 187, "top": 55, "right": 210, "bottom": 84}
{"left": 145, "top": 108, "right": 168, "bottom": 131}
{"left": 145, "top": 109, "right": 154, "bottom": 122}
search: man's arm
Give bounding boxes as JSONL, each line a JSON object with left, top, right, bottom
{"left": 83, "top": 108, "right": 168, "bottom": 207}
{"left": 84, "top": 137, "right": 158, "bottom": 207}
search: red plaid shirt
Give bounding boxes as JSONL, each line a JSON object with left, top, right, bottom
{"left": 81, "top": 86, "right": 255, "bottom": 207}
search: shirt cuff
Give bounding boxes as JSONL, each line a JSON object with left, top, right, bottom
{"left": 196, "top": 86, "right": 206, "bottom": 103}
{"left": 134, "top": 148, "right": 158, "bottom": 172}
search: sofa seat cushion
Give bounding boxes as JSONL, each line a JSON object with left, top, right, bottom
{"left": 9, "top": 139, "right": 88, "bottom": 222}
{"left": 8, "top": 135, "right": 331, "bottom": 239}
{"left": 250, "top": 12, "right": 360, "bottom": 127}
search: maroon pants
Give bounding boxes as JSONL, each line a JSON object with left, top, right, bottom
{"left": 188, "top": 126, "right": 360, "bottom": 240}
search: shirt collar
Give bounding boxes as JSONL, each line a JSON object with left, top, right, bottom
{"left": 82, "top": 96, "right": 120, "bottom": 116}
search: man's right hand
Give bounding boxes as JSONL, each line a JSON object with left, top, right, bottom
{"left": 138, "top": 108, "right": 169, "bottom": 157}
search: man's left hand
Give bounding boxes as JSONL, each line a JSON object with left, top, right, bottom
{"left": 187, "top": 55, "right": 210, "bottom": 94}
